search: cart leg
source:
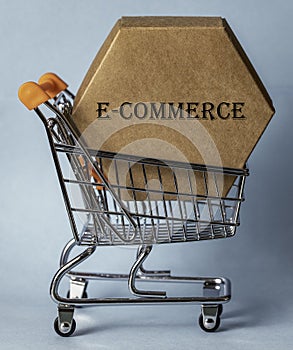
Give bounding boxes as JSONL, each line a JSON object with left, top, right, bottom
{"left": 136, "top": 245, "right": 171, "bottom": 277}
{"left": 59, "top": 239, "right": 90, "bottom": 300}
{"left": 129, "top": 245, "right": 166, "bottom": 297}
{"left": 54, "top": 305, "right": 76, "bottom": 337}
{"left": 50, "top": 246, "right": 96, "bottom": 304}
{"left": 51, "top": 247, "right": 96, "bottom": 336}
{"left": 59, "top": 238, "right": 76, "bottom": 267}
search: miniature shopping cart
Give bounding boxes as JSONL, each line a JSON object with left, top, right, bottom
{"left": 18, "top": 73, "right": 248, "bottom": 336}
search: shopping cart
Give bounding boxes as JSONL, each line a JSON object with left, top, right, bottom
{"left": 18, "top": 73, "right": 248, "bottom": 336}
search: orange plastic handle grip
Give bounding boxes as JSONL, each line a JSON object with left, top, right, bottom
{"left": 18, "top": 82, "right": 51, "bottom": 110}
{"left": 18, "top": 73, "right": 68, "bottom": 110}
{"left": 38, "top": 73, "right": 68, "bottom": 99}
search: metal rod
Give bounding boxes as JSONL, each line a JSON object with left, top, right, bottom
{"left": 44, "top": 101, "right": 138, "bottom": 231}
{"left": 54, "top": 144, "right": 248, "bottom": 176}
{"left": 128, "top": 245, "right": 166, "bottom": 297}
{"left": 35, "top": 107, "right": 80, "bottom": 243}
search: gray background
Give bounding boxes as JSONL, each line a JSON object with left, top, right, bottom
{"left": 0, "top": 0, "right": 292, "bottom": 349}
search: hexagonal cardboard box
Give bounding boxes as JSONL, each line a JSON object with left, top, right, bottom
{"left": 72, "top": 17, "right": 275, "bottom": 198}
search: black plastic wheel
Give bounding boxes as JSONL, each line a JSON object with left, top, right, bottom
{"left": 218, "top": 304, "right": 223, "bottom": 317}
{"left": 67, "top": 290, "right": 88, "bottom": 299}
{"left": 198, "top": 314, "right": 221, "bottom": 333}
{"left": 54, "top": 317, "right": 76, "bottom": 337}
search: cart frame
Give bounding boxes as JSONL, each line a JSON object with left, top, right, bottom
{"left": 18, "top": 74, "right": 248, "bottom": 336}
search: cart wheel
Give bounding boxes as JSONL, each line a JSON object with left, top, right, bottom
{"left": 54, "top": 317, "right": 76, "bottom": 337}
{"left": 67, "top": 290, "right": 88, "bottom": 299}
{"left": 198, "top": 313, "right": 221, "bottom": 333}
{"left": 218, "top": 304, "right": 223, "bottom": 317}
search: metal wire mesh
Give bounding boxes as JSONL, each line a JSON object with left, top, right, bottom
{"left": 51, "top": 116, "right": 247, "bottom": 246}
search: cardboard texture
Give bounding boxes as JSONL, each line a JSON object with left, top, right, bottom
{"left": 72, "top": 16, "right": 275, "bottom": 200}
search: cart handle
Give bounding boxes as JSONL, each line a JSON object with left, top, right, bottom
{"left": 18, "top": 73, "right": 68, "bottom": 110}
{"left": 38, "top": 73, "right": 68, "bottom": 98}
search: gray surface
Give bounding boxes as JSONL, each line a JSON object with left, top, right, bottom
{"left": 1, "top": 0, "right": 292, "bottom": 348}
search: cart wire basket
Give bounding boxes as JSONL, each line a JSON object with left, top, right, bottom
{"left": 19, "top": 73, "right": 248, "bottom": 336}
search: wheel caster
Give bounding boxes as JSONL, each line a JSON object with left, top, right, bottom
{"left": 198, "top": 305, "right": 221, "bottom": 332}
{"left": 54, "top": 317, "right": 76, "bottom": 337}
{"left": 218, "top": 304, "right": 223, "bottom": 317}
{"left": 198, "top": 313, "right": 220, "bottom": 332}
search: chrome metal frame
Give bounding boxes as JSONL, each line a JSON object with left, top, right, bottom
{"left": 31, "top": 90, "right": 248, "bottom": 335}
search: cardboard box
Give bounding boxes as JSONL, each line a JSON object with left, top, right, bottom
{"left": 72, "top": 17, "right": 275, "bottom": 199}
